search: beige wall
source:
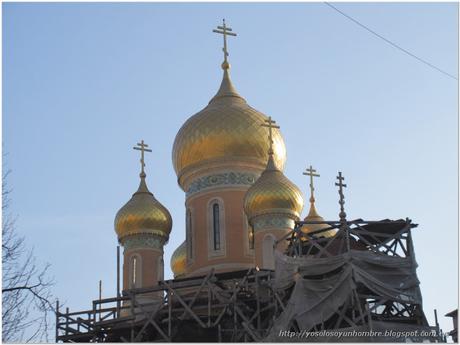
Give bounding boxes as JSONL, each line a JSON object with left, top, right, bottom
{"left": 185, "top": 189, "right": 255, "bottom": 276}
{"left": 123, "top": 248, "right": 163, "bottom": 291}
{"left": 254, "top": 229, "right": 290, "bottom": 270}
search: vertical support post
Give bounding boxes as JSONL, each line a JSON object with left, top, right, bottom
{"left": 92, "top": 300, "right": 97, "bottom": 336}
{"left": 434, "top": 309, "right": 441, "bottom": 340}
{"left": 130, "top": 293, "right": 135, "bottom": 342}
{"left": 208, "top": 286, "right": 212, "bottom": 327}
{"left": 365, "top": 302, "right": 374, "bottom": 341}
{"left": 99, "top": 280, "right": 102, "bottom": 321}
{"left": 117, "top": 245, "right": 121, "bottom": 318}
{"left": 255, "top": 270, "right": 261, "bottom": 331}
{"left": 168, "top": 289, "right": 172, "bottom": 338}
{"left": 218, "top": 323, "right": 222, "bottom": 343}
{"left": 233, "top": 284, "right": 237, "bottom": 340}
{"left": 55, "top": 300, "right": 60, "bottom": 343}
{"left": 65, "top": 307, "right": 69, "bottom": 336}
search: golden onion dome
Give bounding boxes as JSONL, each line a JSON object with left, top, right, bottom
{"left": 170, "top": 241, "right": 187, "bottom": 278}
{"left": 244, "top": 155, "right": 304, "bottom": 222}
{"left": 172, "top": 66, "right": 286, "bottom": 189}
{"left": 300, "top": 203, "right": 336, "bottom": 239}
{"left": 115, "top": 173, "right": 172, "bottom": 242}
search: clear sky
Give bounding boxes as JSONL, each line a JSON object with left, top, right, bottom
{"left": 3, "top": 1, "right": 458, "bottom": 335}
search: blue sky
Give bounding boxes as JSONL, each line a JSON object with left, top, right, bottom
{"left": 3, "top": 2, "right": 458, "bottom": 335}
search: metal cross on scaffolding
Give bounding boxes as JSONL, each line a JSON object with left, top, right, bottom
{"left": 133, "top": 140, "right": 152, "bottom": 175}
{"left": 335, "top": 171, "right": 347, "bottom": 223}
{"left": 303, "top": 165, "right": 320, "bottom": 203}
{"left": 213, "top": 19, "right": 237, "bottom": 65}
{"left": 261, "top": 116, "right": 280, "bottom": 155}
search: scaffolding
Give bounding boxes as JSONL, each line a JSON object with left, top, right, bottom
{"left": 56, "top": 218, "right": 441, "bottom": 342}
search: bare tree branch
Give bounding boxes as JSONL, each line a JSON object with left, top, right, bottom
{"left": 2, "top": 154, "right": 55, "bottom": 343}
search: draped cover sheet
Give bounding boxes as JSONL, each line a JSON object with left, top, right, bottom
{"left": 266, "top": 249, "right": 422, "bottom": 341}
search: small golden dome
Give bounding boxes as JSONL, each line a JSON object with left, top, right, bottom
{"left": 170, "top": 242, "right": 187, "bottom": 278}
{"left": 115, "top": 174, "right": 172, "bottom": 241}
{"left": 300, "top": 204, "right": 335, "bottom": 239}
{"left": 244, "top": 155, "right": 304, "bottom": 222}
{"left": 172, "top": 68, "right": 286, "bottom": 189}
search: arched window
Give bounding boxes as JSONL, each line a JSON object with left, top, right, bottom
{"left": 133, "top": 256, "right": 137, "bottom": 286}
{"left": 130, "top": 254, "right": 142, "bottom": 289}
{"left": 249, "top": 226, "right": 255, "bottom": 250}
{"left": 157, "top": 256, "right": 164, "bottom": 282}
{"left": 262, "top": 235, "right": 276, "bottom": 270}
{"left": 186, "top": 209, "right": 193, "bottom": 259}
{"left": 207, "top": 198, "right": 225, "bottom": 257}
{"left": 213, "top": 203, "right": 221, "bottom": 250}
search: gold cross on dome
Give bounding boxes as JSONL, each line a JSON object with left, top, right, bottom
{"left": 261, "top": 116, "right": 280, "bottom": 155}
{"left": 303, "top": 165, "right": 320, "bottom": 203}
{"left": 133, "top": 140, "right": 152, "bottom": 175}
{"left": 213, "top": 19, "right": 237, "bottom": 64}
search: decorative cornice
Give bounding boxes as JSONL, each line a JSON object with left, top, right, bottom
{"left": 252, "top": 214, "right": 296, "bottom": 232}
{"left": 122, "top": 234, "right": 166, "bottom": 251}
{"left": 186, "top": 172, "right": 258, "bottom": 197}
{"left": 178, "top": 158, "right": 266, "bottom": 191}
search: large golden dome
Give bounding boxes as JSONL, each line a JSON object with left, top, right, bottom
{"left": 115, "top": 174, "right": 172, "bottom": 242}
{"left": 172, "top": 67, "right": 286, "bottom": 189}
{"left": 244, "top": 155, "right": 304, "bottom": 222}
{"left": 170, "top": 241, "right": 187, "bottom": 278}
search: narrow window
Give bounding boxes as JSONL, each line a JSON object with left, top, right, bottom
{"left": 186, "top": 209, "right": 193, "bottom": 258}
{"left": 213, "top": 203, "right": 221, "bottom": 250}
{"left": 157, "top": 257, "right": 164, "bottom": 282}
{"left": 132, "top": 256, "right": 137, "bottom": 287}
{"left": 262, "top": 235, "right": 275, "bottom": 270}
{"left": 249, "top": 226, "right": 255, "bottom": 250}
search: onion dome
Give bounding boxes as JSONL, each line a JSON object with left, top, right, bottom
{"left": 244, "top": 154, "right": 304, "bottom": 224}
{"left": 301, "top": 203, "right": 335, "bottom": 239}
{"left": 172, "top": 65, "right": 287, "bottom": 190}
{"left": 170, "top": 242, "right": 187, "bottom": 278}
{"left": 115, "top": 143, "right": 172, "bottom": 242}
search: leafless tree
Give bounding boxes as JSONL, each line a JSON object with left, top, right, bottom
{"left": 2, "top": 162, "right": 55, "bottom": 342}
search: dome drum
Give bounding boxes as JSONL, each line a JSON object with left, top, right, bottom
{"left": 250, "top": 213, "right": 297, "bottom": 232}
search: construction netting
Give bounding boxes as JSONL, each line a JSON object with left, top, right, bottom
{"left": 265, "top": 248, "right": 422, "bottom": 341}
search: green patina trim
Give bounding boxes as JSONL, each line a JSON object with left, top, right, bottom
{"left": 123, "top": 234, "right": 165, "bottom": 251}
{"left": 253, "top": 215, "right": 295, "bottom": 232}
{"left": 187, "top": 172, "right": 257, "bottom": 197}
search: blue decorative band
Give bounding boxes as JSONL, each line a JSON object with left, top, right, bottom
{"left": 253, "top": 215, "right": 295, "bottom": 232}
{"left": 186, "top": 172, "right": 257, "bottom": 197}
{"left": 123, "top": 234, "right": 164, "bottom": 251}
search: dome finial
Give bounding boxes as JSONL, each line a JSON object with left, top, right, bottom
{"left": 261, "top": 116, "right": 280, "bottom": 156}
{"left": 303, "top": 165, "right": 320, "bottom": 205}
{"left": 133, "top": 140, "right": 152, "bottom": 178}
{"left": 335, "top": 171, "right": 347, "bottom": 224}
{"left": 213, "top": 19, "right": 237, "bottom": 70}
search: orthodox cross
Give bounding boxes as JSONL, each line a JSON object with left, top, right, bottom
{"left": 303, "top": 165, "right": 320, "bottom": 203}
{"left": 335, "top": 171, "right": 347, "bottom": 223}
{"left": 261, "top": 116, "right": 280, "bottom": 154}
{"left": 213, "top": 19, "right": 237, "bottom": 64}
{"left": 133, "top": 140, "right": 152, "bottom": 176}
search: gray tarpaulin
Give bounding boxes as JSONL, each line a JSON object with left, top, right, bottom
{"left": 266, "top": 249, "right": 421, "bottom": 341}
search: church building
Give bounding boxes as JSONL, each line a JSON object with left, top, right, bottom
{"left": 55, "top": 20, "right": 440, "bottom": 343}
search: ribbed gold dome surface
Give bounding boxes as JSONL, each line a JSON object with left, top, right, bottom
{"left": 244, "top": 155, "right": 304, "bottom": 221}
{"left": 301, "top": 204, "right": 336, "bottom": 239}
{"left": 115, "top": 176, "right": 172, "bottom": 241}
{"left": 170, "top": 241, "right": 187, "bottom": 278}
{"left": 172, "top": 68, "right": 286, "bottom": 188}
